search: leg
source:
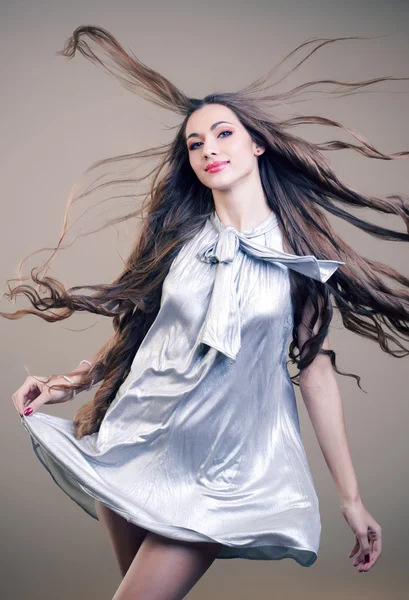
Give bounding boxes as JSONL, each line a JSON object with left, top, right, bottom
{"left": 111, "top": 530, "right": 223, "bottom": 600}
{"left": 95, "top": 500, "right": 148, "bottom": 577}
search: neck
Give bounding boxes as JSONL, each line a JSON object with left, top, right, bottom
{"left": 211, "top": 168, "right": 273, "bottom": 233}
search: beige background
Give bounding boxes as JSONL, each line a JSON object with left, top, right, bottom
{"left": 1, "top": 0, "right": 408, "bottom": 598}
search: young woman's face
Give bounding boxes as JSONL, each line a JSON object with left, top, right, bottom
{"left": 185, "top": 104, "right": 264, "bottom": 190}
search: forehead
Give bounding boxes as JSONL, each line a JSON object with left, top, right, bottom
{"left": 185, "top": 104, "right": 239, "bottom": 133}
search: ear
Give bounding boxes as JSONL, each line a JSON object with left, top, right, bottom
{"left": 254, "top": 144, "right": 266, "bottom": 156}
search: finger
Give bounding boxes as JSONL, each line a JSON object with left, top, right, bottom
{"left": 353, "top": 554, "right": 364, "bottom": 567}
{"left": 355, "top": 552, "right": 371, "bottom": 571}
{"left": 349, "top": 538, "right": 360, "bottom": 558}
{"left": 359, "top": 550, "right": 380, "bottom": 572}
{"left": 365, "top": 537, "right": 382, "bottom": 568}
{"left": 358, "top": 532, "right": 371, "bottom": 555}
{"left": 352, "top": 542, "right": 369, "bottom": 567}
{"left": 12, "top": 394, "right": 21, "bottom": 415}
{"left": 372, "top": 535, "right": 382, "bottom": 556}
{"left": 357, "top": 538, "right": 372, "bottom": 570}
{"left": 13, "top": 377, "right": 44, "bottom": 414}
{"left": 360, "top": 528, "right": 382, "bottom": 570}
{"left": 13, "top": 387, "right": 33, "bottom": 416}
{"left": 358, "top": 553, "right": 372, "bottom": 571}
{"left": 21, "top": 392, "right": 49, "bottom": 416}
{"left": 358, "top": 548, "right": 371, "bottom": 568}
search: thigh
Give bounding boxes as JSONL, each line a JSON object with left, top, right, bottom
{"left": 95, "top": 500, "right": 148, "bottom": 577}
{"left": 111, "top": 530, "right": 223, "bottom": 600}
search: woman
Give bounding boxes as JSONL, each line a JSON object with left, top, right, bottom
{"left": 6, "top": 25, "right": 409, "bottom": 599}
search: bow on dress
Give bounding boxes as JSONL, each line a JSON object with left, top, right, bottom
{"left": 195, "top": 210, "right": 345, "bottom": 362}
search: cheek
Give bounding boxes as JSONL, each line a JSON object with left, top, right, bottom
{"left": 229, "top": 139, "right": 253, "bottom": 161}
{"left": 231, "top": 148, "right": 254, "bottom": 171}
{"left": 188, "top": 157, "right": 207, "bottom": 182}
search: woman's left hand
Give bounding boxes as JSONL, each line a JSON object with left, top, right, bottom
{"left": 340, "top": 498, "right": 382, "bottom": 572}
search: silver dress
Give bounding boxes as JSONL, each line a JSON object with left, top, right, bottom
{"left": 21, "top": 209, "right": 344, "bottom": 566}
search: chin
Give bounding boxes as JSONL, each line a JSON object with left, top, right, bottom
{"left": 211, "top": 183, "right": 235, "bottom": 192}
{"left": 207, "top": 174, "right": 238, "bottom": 190}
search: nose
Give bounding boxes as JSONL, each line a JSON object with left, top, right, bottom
{"left": 202, "top": 139, "right": 218, "bottom": 158}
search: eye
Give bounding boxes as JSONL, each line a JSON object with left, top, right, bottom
{"left": 188, "top": 130, "right": 233, "bottom": 151}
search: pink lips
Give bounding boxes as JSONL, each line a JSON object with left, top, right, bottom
{"left": 205, "top": 161, "right": 229, "bottom": 173}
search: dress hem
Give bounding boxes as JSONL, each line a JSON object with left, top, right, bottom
{"left": 22, "top": 414, "right": 318, "bottom": 567}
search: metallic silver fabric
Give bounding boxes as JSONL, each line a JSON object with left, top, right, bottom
{"left": 21, "top": 210, "right": 344, "bottom": 566}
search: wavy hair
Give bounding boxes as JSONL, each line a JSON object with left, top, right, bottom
{"left": 2, "top": 26, "right": 409, "bottom": 439}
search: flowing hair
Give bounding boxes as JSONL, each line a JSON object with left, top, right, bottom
{"left": 2, "top": 25, "right": 409, "bottom": 439}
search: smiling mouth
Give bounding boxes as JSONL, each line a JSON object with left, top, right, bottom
{"left": 206, "top": 162, "right": 229, "bottom": 173}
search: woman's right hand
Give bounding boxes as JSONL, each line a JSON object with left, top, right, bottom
{"left": 12, "top": 374, "right": 78, "bottom": 417}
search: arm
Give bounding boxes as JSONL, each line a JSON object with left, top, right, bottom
{"left": 297, "top": 295, "right": 361, "bottom": 506}
{"left": 297, "top": 296, "right": 383, "bottom": 572}
{"left": 64, "top": 339, "right": 111, "bottom": 390}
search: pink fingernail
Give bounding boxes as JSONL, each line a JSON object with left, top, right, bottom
{"left": 24, "top": 407, "right": 33, "bottom": 416}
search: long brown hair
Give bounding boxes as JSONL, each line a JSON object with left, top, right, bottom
{"left": 2, "top": 26, "right": 409, "bottom": 440}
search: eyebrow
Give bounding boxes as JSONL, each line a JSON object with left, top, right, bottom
{"left": 186, "top": 121, "right": 234, "bottom": 142}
